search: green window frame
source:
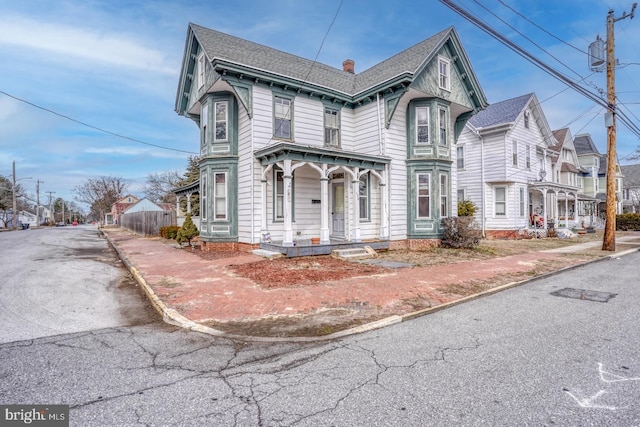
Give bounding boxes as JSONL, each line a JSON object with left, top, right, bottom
{"left": 438, "top": 55, "right": 451, "bottom": 91}
{"left": 274, "top": 95, "right": 293, "bottom": 140}
{"left": 200, "top": 173, "right": 207, "bottom": 220}
{"left": 324, "top": 107, "right": 340, "bottom": 148}
{"left": 457, "top": 146, "right": 464, "bottom": 169}
{"left": 359, "top": 173, "right": 370, "bottom": 221}
{"left": 439, "top": 108, "right": 448, "bottom": 145}
{"left": 214, "top": 100, "right": 228, "bottom": 142}
{"left": 213, "top": 172, "right": 227, "bottom": 220}
{"left": 440, "top": 173, "right": 449, "bottom": 218}
{"left": 200, "top": 103, "right": 208, "bottom": 155}
{"left": 416, "top": 106, "right": 430, "bottom": 144}
{"left": 273, "top": 169, "right": 294, "bottom": 222}
{"left": 417, "top": 173, "right": 431, "bottom": 219}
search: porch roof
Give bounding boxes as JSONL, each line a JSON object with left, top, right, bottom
{"left": 172, "top": 180, "right": 200, "bottom": 196}
{"left": 254, "top": 142, "right": 391, "bottom": 171}
{"left": 528, "top": 181, "right": 580, "bottom": 194}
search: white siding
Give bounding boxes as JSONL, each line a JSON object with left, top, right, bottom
{"left": 385, "top": 98, "right": 408, "bottom": 241}
{"left": 293, "top": 96, "right": 324, "bottom": 147}
{"left": 236, "top": 103, "right": 259, "bottom": 244}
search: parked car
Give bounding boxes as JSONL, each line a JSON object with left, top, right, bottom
{"left": 55, "top": 222, "right": 67, "bottom": 227}
{"left": 72, "top": 221, "right": 78, "bottom": 226}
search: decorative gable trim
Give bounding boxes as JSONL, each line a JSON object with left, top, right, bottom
{"left": 224, "top": 77, "right": 253, "bottom": 119}
{"left": 384, "top": 87, "right": 408, "bottom": 128}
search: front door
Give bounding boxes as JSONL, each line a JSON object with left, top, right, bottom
{"left": 332, "top": 183, "right": 344, "bottom": 236}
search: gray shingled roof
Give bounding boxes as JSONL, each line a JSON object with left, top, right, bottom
{"left": 468, "top": 93, "right": 533, "bottom": 129}
{"left": 190, "top": 23, "right": 450, "bottom": 96}
{"left": 622, "top": 164, "right": 640, "bottom": 187}
{"left": 573, "top": 134, "right": 601, "bottom": 156}
{"left": 551, "top": 128, "right": 568, "bottom": 151}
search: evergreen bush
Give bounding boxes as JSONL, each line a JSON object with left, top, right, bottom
{"left": 160, "top": 225, "right": 180, "bottom": 239}
{"left": 176, "top": 213, "right": 199, "bottom": 246}
{"left": 458, "top": 199, "right": 477, "bottom": 217}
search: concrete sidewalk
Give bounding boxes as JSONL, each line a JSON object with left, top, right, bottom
{"left": 102, "top": 228, "right": 640, "bottom": 341}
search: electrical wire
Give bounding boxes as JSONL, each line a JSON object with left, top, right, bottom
{"left": 0, "top": 90, "right": 199, "bottom": 155}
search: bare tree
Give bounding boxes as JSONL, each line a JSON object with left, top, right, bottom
{"left": 143, "top": 170, "right": 182, "bottom": 204}
{"left": 74, "top": 176, "right": 129, "bottom": 224}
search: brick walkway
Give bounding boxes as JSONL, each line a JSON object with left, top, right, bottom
{"left": 103, "top": 228, "right": 640, "bottom": 331}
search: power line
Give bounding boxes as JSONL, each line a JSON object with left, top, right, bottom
{"left": 0, "top": 90, "right": 198, "bottom": 155}
{"left": 440, "top": 0, "right": 640, "bottom": 140}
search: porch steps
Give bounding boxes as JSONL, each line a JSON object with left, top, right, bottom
{"left": 252, "top": 249, "right": 284, "bottom": 259}
{"left": 332, "top": 246, "right": 376, "bottom": 260}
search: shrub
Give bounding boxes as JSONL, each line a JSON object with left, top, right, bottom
{"left": 441, "top": 216, "right": 481, "bottom": 249}
{"left": 616, "top": 213, "right": 640, "bottom": 231}
{"left": 176, "top": 213, "right": 199, "bottom": 246}
{"left": 160, "top": 225, "right": 180, "bottom": 239}
{"left": 458, "top": 199, "right": 477, "bottom": 217}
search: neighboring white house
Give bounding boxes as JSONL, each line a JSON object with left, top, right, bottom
{"left": 0, "top": 210, "right": 38, "bottom": 228}
{"left": 457, "top": 93, "right": 584, "bottom": 238}
{"left": 174, "top": 23, "right": 488, "bottom": 254}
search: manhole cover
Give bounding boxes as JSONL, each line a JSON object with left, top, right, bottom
{"left": 550, "top": 287, "right": 617, "bottom": 303}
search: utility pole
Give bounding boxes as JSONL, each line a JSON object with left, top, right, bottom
{"left": 12, "top": 161, "right": 17, "bottom": 230}
{"left": 602, "top": 3, "right": 637, "bottom": 251}
{"left": 46, "top": 191, "right": 55, "bottom": 225}
{"left": 36, "top": 180, "right": 44, "bottom": 227}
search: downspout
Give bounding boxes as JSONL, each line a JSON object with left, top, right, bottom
{"left": 481, "top": 137, "right": 486, "bottom": 237}
{"left": 250, "top": 115, "right": 255, "bottom": 244}
{"left": 377, "top": 92, "right": 384, "bottom": 155}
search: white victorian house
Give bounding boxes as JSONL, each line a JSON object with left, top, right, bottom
{"left": 174, "top": 23, "right": 487, "bottom": 255}
{"left": 457, "top": 93, "right": 583, "bottom": 238}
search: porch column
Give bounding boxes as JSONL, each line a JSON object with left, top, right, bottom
{"left": 564, "top": 192, "right": 569, "bottom": 228}
{"left": 260, "top": 178, "right": 268, "bottom": 239}
{"left": 542, "top": 188, "right": 548, "bottom": 229}
{"left": 176, "top": 195, "right": 181, "bottom": 216}
{"left": 352, "top": 168, "right": 361, "bottom": 242}
{"left": 282, "top": 159, "right": 294, "bottom": 247}
{"left": 186, "top": 192, "right": 192, "bottom": 214}
{"left": 379, "top": 178, "right": 388, "bottom": 239}
{"left": 552, "top": 190, "right": 559, "bottom": 227}
{"left": 320, "top": 165, "right": 330, "bottom": 244}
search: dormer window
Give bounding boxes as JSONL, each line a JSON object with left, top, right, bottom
{"left": 438, "top": 56, "right": 451, "bottom": 91}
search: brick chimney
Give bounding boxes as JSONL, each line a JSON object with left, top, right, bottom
{"left": 342, "top": 59, "right": 355, "bottom": 74}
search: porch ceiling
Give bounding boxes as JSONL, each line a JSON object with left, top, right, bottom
{"left": 528, "top": 181, "right": 579, "bottom": 194}
{"left": 254, "top": 142, "right": 390, "bottom": 170}
{"left": 172, "top": 180, "right": 200, "bottom": 196}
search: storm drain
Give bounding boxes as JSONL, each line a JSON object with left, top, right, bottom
{"left": 550, "top": 287, "right": 617, "bottom": 303}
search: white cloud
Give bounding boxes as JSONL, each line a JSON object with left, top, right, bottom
{"left": 0, "top": 15, "right": 175, "bottom": 75}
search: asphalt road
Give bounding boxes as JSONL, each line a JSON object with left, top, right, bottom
{"left": 0, "top": 225, "right": 156, "bottom": 343}
{"left": 1, "top": 228, "right": 639, "bottom": 426}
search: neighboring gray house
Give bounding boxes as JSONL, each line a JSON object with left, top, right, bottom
{"left": 574, "top": 134, "right": 623, "bottom": 218}
{"left": 175, "top": 23, "right": 488, "bottom": 254}
{"left": 621, "top": 163, "right": 640, "bottom": 213}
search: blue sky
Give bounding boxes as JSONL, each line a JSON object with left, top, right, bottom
{"left": 1, "top": 0, "right": 639, "bottom": 211}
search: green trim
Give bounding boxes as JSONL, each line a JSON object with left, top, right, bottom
{"left": 322, "top": 101, "right": 341, "bottom": 148}
{"left": 255, "top": 141, "right": 390, "bottom": 170}
{"left": 406, "top": 160, "right": 452, "bottom": 238}
{"left": 199, "top": 157, "right": 238, "bottom": 241}
{"left": 407, "top": 99, "right": 451, "bottom": 160}
{"left": 223, "top": 77, "right": 253, "bottom": 119}
{"left": 272, "top": 91, "right": 294, "bottom": 141}
{"left": 201, "top": 92, "right": 238, "bottom": 156}
{"left": 359, "top": 172, "right": 371, "bottom": 222}
{"left": 384, "top": 89, "right": 407, "bottom": 128}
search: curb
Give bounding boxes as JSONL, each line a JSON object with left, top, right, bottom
{"left": 102, "top": 229, "right": 640, "bottom": 342}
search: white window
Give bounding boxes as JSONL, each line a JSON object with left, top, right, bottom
{"left": 519, "top": 187, "right": 525, "bottom": 217}
{"left": 275, "top": 170, "right": 284, "bottom": 220}
{"left": 213, "top": 172, "right": 227, "bottom": 220}
{"left": 359, "top": 173, "right": 369, "bottom": 220}
{"left": 417, "top": 173, "right": 431, "bottom": 218}
{"left": 438, "top": 56, "right": 451, "bottom": 91}
{"left": 512, "top": 140, "right": 518, "bottom": 167}
{"left": 495, "top": 187, "right": 506, "bottom": 216}
{"left": 439, "top": 108, "right": 447, "bottom": 145}
{"left": 440, "top": 174, "right": 448, "bottom": 218}
{"left": 457, "top": 189, "right": 465, "bottom": 202}
{"left": 200, "top": 173, "right": 207, "bottom": 220}
{"left": 201, "top": 103, "right": 208, "bottom": 152}
{"left": 525, "top": 144, "right": 531, "bottom": 169}
{"left": 324, "top": 108, "right": 340, "bottom": 147}
{"left": 274, "top": 96, "right": 292, "bottom": 140}
{"left": 416, "top": 106, "right": 430, "bottom": 144}
{"left": 457, "top": 146, "right": 464, "bottom": 169}
{"left": 524, "top": 111, "right": 530, "bottom": 129}
{"left": 197, "top": 53, "right": 205, "bottom": 89}
{"left": 214, "top": 101, "right": 228, "bottom": 142}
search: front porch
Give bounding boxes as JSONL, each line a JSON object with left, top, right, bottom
{"left": 260, "top": 238, "right": 389, "bottom": 257}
